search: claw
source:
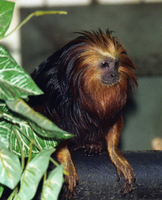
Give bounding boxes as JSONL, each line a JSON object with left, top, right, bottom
{"left": 117, "top": 163, "right": 135, "bottom": 194}
{"left": 121, "top": 179, "right": 134, "bottom": 194}
{"left": 113, "top": 155, "right": 135, "bottom": 194}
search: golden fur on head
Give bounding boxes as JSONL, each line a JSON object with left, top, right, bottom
{"left": 70, "top": 29, "right": 138, "bottom": 117}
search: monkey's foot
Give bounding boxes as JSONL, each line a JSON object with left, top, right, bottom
{"left": 74, "top": 143, "right": 103, "bottom": 155}
{"left": 55, "top": 144, "right": 79, "bottom": 199}
{"left": 116, "top": 160, "right": 135, "bottom": 194}
{"left": 64, "top": 163, "right": 79, "bottom": 199}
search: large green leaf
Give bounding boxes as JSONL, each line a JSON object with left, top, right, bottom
{"left": 41, "top": 165, "right": 64, "bottom": 200}
{"left": 6, "top": 98, "right": 72, "bottom": 138}
{"left": 0, "top": 0, "right": 15, "bottom": 38}
{"left": 0, "top": 46, "right": 43, "bottom": 101}
{"left": 0, "top": 116, "right": 58, "bottom": 157}
{"left": 29, "top": 121, "right": 71, "bottom": 140}
{"left": 11, "top": 124, "right": 58, "bottom": 157}
{"left": 14, "top": 149, "right": 54, "bottom": 200}
{"left": 0, "top": 101, "right": 65, "bottom": 157}
{"left": 0, "top": 143, "right": 21, "bottom": 189}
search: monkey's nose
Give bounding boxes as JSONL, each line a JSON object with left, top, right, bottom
{"left": 110, "top": 73, "right": 115, "bottom": 77}
{"left": 109, "top": 71, "right": 120, "bottom": 83}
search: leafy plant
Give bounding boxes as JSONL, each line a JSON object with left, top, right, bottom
{"left": 0, "top": 1, "right": 70, "bottom": 199}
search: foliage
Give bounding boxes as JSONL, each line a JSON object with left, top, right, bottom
{"left": 0, "top": 1, "right": 69, "bottom": 199}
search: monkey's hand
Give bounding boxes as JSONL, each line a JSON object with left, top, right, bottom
{"left": 108, "top": 147, "right": 135, "bottom": 194}
{"left": 115, "top": 156, "right": 135, "bottom": 193}
{"left": 106, "top": 116, "right": 135, "bottom": 194}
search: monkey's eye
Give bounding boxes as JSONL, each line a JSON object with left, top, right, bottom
{"left": 115, "top": 60, "right": 120, "bottom": 67}
{"left": 101, "top": 62, "right": 109, "bottom": 68}
{"left": 121, "top": 51, "right": 127, "bottom": 55}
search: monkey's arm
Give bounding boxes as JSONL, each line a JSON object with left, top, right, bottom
{"left": 55, "top": 143, "right": 79, "bottom": 197}
{"left": 105, "top": 116, "right": 135, "bottom": 193}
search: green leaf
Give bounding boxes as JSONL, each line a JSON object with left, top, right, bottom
{"left": 0, "top": 101, "right": 61, "bottom": 157}
{"left": 14, "top": 149, "right": 54, "bottom": 200}
{"left": 0, "top": 117, "right": 58, "bottom": 157}
{"left": 11, "top": 124, "right": 58, "bottom": 157}
{"left": 41, "top": 165, "right": 64, "bottom": 200}
{"left": 29, "top": 121, "right": 71, "bottom": 140}
{"left": 6, "top": 98, "right": 73, "bottom": 138}
{"left": 0, "top": 102, "right": 12, "bottom": 148}
{"left": 0, "top": 143, "right": 21, "bottom": 189}
{"left": 0, "top": 46, "right": 43, "bottom": 101}
{"left": 0, "top": 101, "right": 9, "bottom": 113}
{"left": 0, "top": 0, "right": 15, "bottom": 38}
{"left": 0, "top": 184, "right": 4, "bottom": 198}
{"left": 0, "top": 120, "right": 11, "bottom": 149}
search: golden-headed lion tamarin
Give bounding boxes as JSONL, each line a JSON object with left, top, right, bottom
{"left": 30, "top": 29, "right": 138, "bottom": 197}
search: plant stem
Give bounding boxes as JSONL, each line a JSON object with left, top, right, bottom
{"left": 41, "top": 171, "right": 47, "bottom": 199}
{"left": 0, "top": 10, "right": 67, "bottom": 41}
{"left": 7, "top": 187, "right": 18, "bottom": 200}
{"left": 50, "top": 157, "right": 68, "bottom": 176}
{"left": 27, "top": 141, "right": 33, "bottom": 164}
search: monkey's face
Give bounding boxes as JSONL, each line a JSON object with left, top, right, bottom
{"left": 72, "top": 32, "right": 135, "bottom": 89}
{"left": 99, "top": 56, "right": 120, "bottom": 85}
{"left": 77, "top": 47, "right": 126, "bottom": 89}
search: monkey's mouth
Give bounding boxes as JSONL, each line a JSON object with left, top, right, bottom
{"left": 101, "top": 73, "right": 120, "bottom": 86}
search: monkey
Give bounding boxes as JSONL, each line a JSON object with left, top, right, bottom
{"left": 29, "top": 29, "right": 138, "bottom": 197}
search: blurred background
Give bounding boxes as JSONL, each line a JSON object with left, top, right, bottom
{"left": 3, "top": 0, "right": 162, "bottom": 151}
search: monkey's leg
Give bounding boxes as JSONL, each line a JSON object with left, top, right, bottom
{"left": 105, "top": 116, "right": 135, "bottom": 193}
{"left": 55, "top": 143, "right": 79, "bottom": 197}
